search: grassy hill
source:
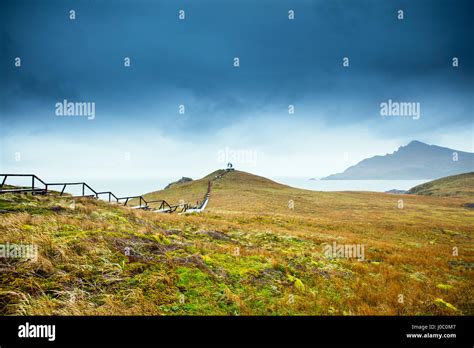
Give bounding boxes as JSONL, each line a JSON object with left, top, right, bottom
{"left": 0, "top": 170, "right": 473, "bottom": 315}
{"left": 407, "top": 172, "right": 474, "bottom": 197}
{"left": 140, "top": 169, "right": 289, "bottom": 209}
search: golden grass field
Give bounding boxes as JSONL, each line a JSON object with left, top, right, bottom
{"left": 0, "top": 170, "right": 473, "bottom": 315}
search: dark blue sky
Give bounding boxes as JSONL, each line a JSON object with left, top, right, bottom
{"left": 0, "top": 0, "right": 473, "bottom": 178}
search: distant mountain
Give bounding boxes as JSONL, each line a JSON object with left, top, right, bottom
{"left": 164, "top": 177, "right": 193, "bottom": 190}
{"left": 385, "top": 189, "right": 407, "bottom": 194}
{"left": 322, "top": 141, "right": 474, "bottom": 180}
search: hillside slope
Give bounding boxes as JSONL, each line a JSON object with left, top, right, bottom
{"left": 0, "top": 170, "right": 473, "bottom": 316}
{"left": 407, "top": 172, "right": 474, "bottom": 197}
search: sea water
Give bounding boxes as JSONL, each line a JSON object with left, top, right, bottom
{"left": 270, "top": 177, "right": 429, "bottom": 192}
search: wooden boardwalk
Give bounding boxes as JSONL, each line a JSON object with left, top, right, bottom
{"left": 0, "top": 174, "right": 196, "bottom": 213}
{"left": 0, "top": 169, "right": 235, "bottom": 214}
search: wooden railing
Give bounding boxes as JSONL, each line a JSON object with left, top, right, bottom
{"left": 0, "top": 170, "right": 235, "bottom": 213}
{"left": 0, "top": 174, "right": 184, "bottom": 213}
